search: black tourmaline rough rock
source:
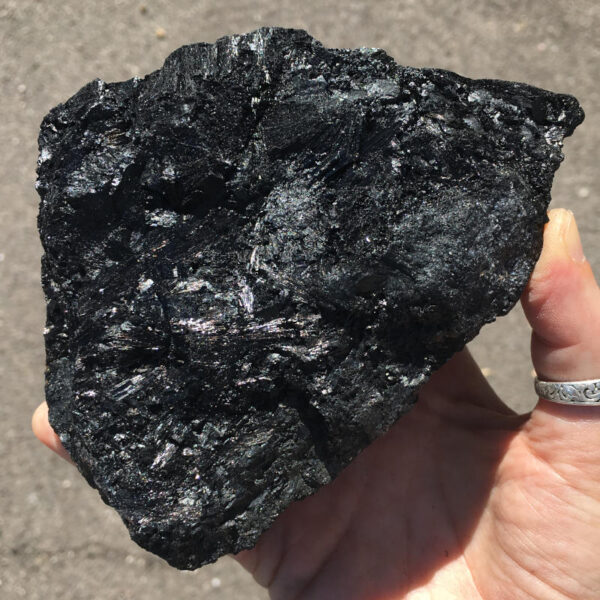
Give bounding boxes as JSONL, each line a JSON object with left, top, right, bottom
{"left": 37, "top": 27, "right": 583, "bottom": 568}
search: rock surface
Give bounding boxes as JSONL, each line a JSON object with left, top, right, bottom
{"left": 36, "top": 27, "right": 583, "bottom": 569}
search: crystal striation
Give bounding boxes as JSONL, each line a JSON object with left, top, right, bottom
{"left": 36, "top": 27, "right": 584, "bottom": 569}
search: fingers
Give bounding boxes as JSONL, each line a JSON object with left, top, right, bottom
{"left": 520, "top": 208, "right": 600, "bottom": 482}
{"left": 522, "top": 208, "right": 600, "bottom": 384}
{"left": 32, "top": 402, "right": 73, "bottom": 463}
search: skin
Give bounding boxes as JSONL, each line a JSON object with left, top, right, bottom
{"left": 33, "top": 208, "right": 600, "bottom": 599}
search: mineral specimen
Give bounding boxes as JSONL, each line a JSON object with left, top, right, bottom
{"left": 36, "top": 27, "right": 584, "bottom": 569}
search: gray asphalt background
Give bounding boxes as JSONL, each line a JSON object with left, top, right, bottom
{"left": 1, "top": 1, "right": 598, "bottom": 598}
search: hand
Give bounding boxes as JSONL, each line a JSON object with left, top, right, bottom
{"left": 34, "top": 209, "right": 600, "bottom": 599}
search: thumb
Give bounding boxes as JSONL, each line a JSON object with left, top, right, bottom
{"left": 521, "top": 208, "right": 600, "bottom": 484}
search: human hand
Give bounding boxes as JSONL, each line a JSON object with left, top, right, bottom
{"left": 34, "top": 208, "right": 600, "bottom": 599}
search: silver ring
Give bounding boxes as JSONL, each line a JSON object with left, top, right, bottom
{"left": 534, "top": 377, "right": 600, "bottom": 406}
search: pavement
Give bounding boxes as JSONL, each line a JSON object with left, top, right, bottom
{"left": 0, "top": 1, "right": 598, "bottom": 598}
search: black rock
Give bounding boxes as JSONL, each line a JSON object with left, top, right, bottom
{"left": 36, "top": 27, "right": 583, "bottom": 569}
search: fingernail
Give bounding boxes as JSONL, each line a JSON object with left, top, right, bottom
{"left": 562, "top": 210, "right": 586, "bottom": 263}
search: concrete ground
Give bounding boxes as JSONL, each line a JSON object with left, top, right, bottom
{"left": 0, "top": 0, "right": 597, "bottom": 598}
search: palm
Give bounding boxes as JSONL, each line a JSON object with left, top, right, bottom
{"left": 237, "top": 350, "right": 600, "bottom": 600}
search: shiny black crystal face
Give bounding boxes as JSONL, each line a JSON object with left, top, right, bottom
{"left": 37, "top": 27, "right": 583, "bottom": 568}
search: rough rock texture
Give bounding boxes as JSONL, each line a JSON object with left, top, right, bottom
{"left": 36, "top": 27, "right": 583, "bottom": 569}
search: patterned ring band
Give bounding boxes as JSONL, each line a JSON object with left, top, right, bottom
{"left": 534, "top": 377, "right": 600, "bottom": 406}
